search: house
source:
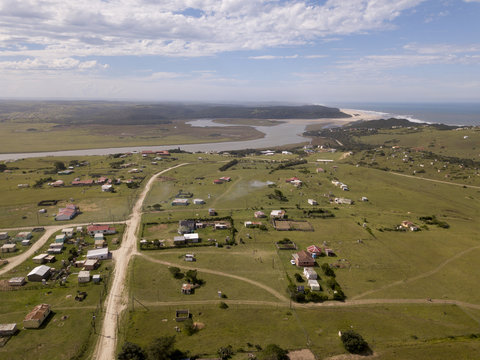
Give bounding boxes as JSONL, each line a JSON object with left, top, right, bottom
{"left": 306, "top": 245, "right": 322, "bottom": 257}
{"left": 1, "top": 244, "right": 16, "bottom": 253}
{"left": 50, "top": 180, "right": 64, "bottom": 187}
{"left": 324, "top": 248, "right": 335, "bottom": 257}
{"left": 184, "top": 233, "right": 200, "bottom": 243}
{"left": 87, "top": 225, "right": 116, "bottom": 236}
{"left": 181, "top": 283, "right": 195, "bottom": 295}
{"left": 213, "top": 179, "right": 224, "bottom": 184}
{"left": 15, "top": 231, "right": 32, "bottom": 241}
{"left": 178, "top": 220, "right": 196, "bottom": 234}
{"left": 208, "top": 208, "right": 216, "bottom": 216}
{"left": 254, "top": 211, "right": 266, "bottom": 218}
{"left": 101, "top": 184, "right": 113, "bottom": 192}
{"left": 8, "top": 277, "right": 26, "bottom": 286}
{"left": 48, "top": 245, "right": 63, "bottom": 254}
{"left": 27, "top": 265, "right": 51, "bottom": 282}
{"left": 23, "top": 304, "right": 51, "bottom": 329}
{"left": 86, "top": 247, "right": 110, "bottom": 260}
{"left": 76, "top": 226, "right": 84, "bottom": 233}
{"left": 214, "top": 222, "right": 229, "bottom": 230}
{"left": 292, "top": 250, "right": 315, "bottom": 267}
{"left": 303, "top": 267, "right": 318, "bottom": 280}
{"left": 270, "top": 210, "right": 285, "bottom": 219}
{"left": 219, "top": 176, "right": 231, "bottom": 182}
{"left": 61, "top": 228, "right": 74, "bottom": 238}
{"left": 361, "top": 197, "right": 369, "bottom": 202}
{"left": 401, "top": 221, "right": 419, "bottom": 231}
{"left": 92, "top": 274, "right": 101, "bottom": 283}
{"left": 282, "top": 151, "right": 292, "bottom": 155}
{"left": 58, "top": 170, "right": 74, "bottom": 175}
{"left": 334, "top": 198, "right": 353, "bottom": 205}
{"left": 78, "top": 271, "right": 90, "bottom": 283}
{"left": 155, "top": 150, "right": 170, "bottom": 157}
{"left": 32, "top": 254, "right": 49, "bottom": 264}
{"left": 193, "top": 198, "right": 205, "bottom": 205}
{"left": 84, "top": 259, "right": 99, "bottom": 270}
{"left": 316, "top": 168, "right": 324, "bottom": 173}
{"left": 244, "top": 221, "right": 262, "bottom": 228}
{"left": 0, "top": 323, "right": 17, "bottom": 336}
{"left": 71, "top": 179, "right": 94, "bottom": 186}
{"left": 308, "top": 279, "right": 321, "bottom": 291}
{"left": 96, "top": 176, "right": 108, "bottom": 184}
{"left": 21, "top": 239, "right": 31, "bottom": 246}
{"left": 172, "top": 198, "right": 189, "bottom": 206}
{"left": 45, "top": 255, "right": 56, "bottom": 263}
{"left": 55, "top": 204, "right": 79, "bottom": 221}
{"left": 0, "top": 232, "right": 9, "bottom": 240}
{"left": 185, "top": 253, "right": 195, "bottom": 262}
{"left": 95, "top": 239, "right": 106, "bottom": 248}
{"left": 291, "top": 179, "right": 302, "bottom": 187}
{"left": 55, "top": 234, "right": 66, "bottom": 243}
{"left": 307, "top": 199, "right": 318, "bottom": 205}
{"left": 286, "top": 177, "right": 300, "bottom": 183}
{"left": 174, "top": 236, "right": 186, "bottom": 245}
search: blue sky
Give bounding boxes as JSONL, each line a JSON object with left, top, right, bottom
{"left": 1, "top": 0, "right": 479, "bottom": 103}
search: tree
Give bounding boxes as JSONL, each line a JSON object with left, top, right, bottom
{"left": 183, "top": 318, "right": 197, "bottom": 336}
{"left": 118, "top": 342, "right": 146, "bottom": 360}
{"left": 185, "top": 269, "right": 198, "bottom": 283}
{"left": 146, "top": 336, "right": 184, "bottom": 360}
{"left": 258, "top": 344, "right": 289, "bottom": 360}
{"left": 340, "top": 330, "right": 368, "bottom": 354}
{"left": 217, "top": 345, "right": 234, "bottom": 360}
{"left": 168, "top": 267, "right": 182, "bottom": 279}
{"left": 53, "top": 161, "right": 66, "bottom": 171}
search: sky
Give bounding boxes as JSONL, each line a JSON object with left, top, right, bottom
{"left": 1, "top": 0, "right": 480, "bottom": 103}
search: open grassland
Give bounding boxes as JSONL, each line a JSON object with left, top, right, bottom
{"left": 354, "top": 127, "right": 480, "bottom": 159}
{"left": 121, "top": 303, "right": 480, "bottom": 359}
{"left": 0, "top": 154, "right": 179, "bottom": 227}
{"left": 0, "top": 121, "right": 264, "bottom": 153}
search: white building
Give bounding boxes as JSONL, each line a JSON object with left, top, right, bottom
{"left": 307, "top": 199, "right": 318, "bottom": 205}
{"left": 86, "top": 247, "right": 110, "bottom": 260}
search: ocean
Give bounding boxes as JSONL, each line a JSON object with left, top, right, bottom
{"left": 330, "top": 103, "right": 480, "bottom": 126}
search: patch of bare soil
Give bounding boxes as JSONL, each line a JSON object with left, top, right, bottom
{"left": 148, "top": 224, "right": 168, "bottom": 232}
{"left": 194, "top": 322, "right": 205, "bottom": 330}
{"left": 288, "top": 349, "right": 316, "bottom": 360}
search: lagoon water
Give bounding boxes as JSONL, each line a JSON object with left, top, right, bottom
{"left": 0, "top": 119, "right": 310, "bottom": 161}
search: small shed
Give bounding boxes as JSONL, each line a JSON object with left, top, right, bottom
{"left": 32, "top": 253, "right": 49, "bottom": 264}
{"left": 94, "top": 239, "right": 106, "bottom": 248}
{"left": 0, "top": 323, "right": 17, "bottom": 336}
{"left": 208, "top": 208, "right": 216, "bottom": 216}
{"left": 181, "top": 283, "right": 194, "bottom": 294}
{"left": 1, "top": 243, "right": 16, "bottom": 253}
{"left": 15, "top": 231, "right": 32, "bottom": 241}
{"left": 94, "top": 233, "right": 104, "bottom": 241}
{"left": 308, "top": 279, "right": 321, "bottom": 291}
{"left": 307, "top": 199, "right": 318, "bottom": 205}
{"left": 92, "top": 274, "right": 101, "bottom": 283}
{"left": 61, "top": 228, "right": 74, "bottom": 238}
{"left": 8, "top": 277, "right": 26, "bottom": 286}
{"left": 78, "top": 271, "right": 91, "bottom": 283}
{"left": 174, "top": 236, "right": 186, "bottom": 245}
{"left": 27, "top": 265, "right": 51, "bottom": 282}
{"left": 303, "top": 267, "right": 317, "bottom": 280}
{"left": 23, "top": 304, "right": 51, "bottom": 329}
{"left": 0, "top": 232, "right": 9, "bottom": 240}
{"left": 193, "top": 199, "right": 205, "bottom": 205}
{"left": 84, "top": 259, "right": 99, "bottom": 270}
{"left": 21, "top": 239, "right": 31, "bottom": 246}
{"left": 55, "top": 234, "right": 66, "bottom": 243}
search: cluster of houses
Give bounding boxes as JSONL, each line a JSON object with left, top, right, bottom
{"left": 12, "top": 225, "right": 115, "bottom": 288}
{"left": 55, "top": 204, "right": 79, "bottom": 221}
{"left": 0, "top": 231, "right": 33, "bottom": 253}
{"left": 0, "top": 303, "right": 53, "bottom": 335}
{"left": 290, "top": 246, "right": 335, "bottom": 291}
{"left": 399, "top": 220, "right": 419, "bottom": 232}
{"left": 173, "top": 219, "right": 230, "bottom": 245}
{"left": 171, "top": 198, "right": 207, "bottom": 206}
{"left": 331, "top": 179, "right": 349, "bottom": 191}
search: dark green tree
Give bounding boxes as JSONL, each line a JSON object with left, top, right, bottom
{"left": 146, "top": 336, "right": 184, "bottom": 360}
{"left": 53, "top": 161, "right": 66, "bottom": 171}
{"left": 258, "top": 344, "right": 289, "bottom": 360}
{"left": 117, "top": 342, "right": 146, "bottom": 360}
{"left": 340, "top": 330, "right": 368, "bottom": 354}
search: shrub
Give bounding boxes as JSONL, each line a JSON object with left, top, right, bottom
{"left": 340, "top": 330, "right": 368, "bottom": 354}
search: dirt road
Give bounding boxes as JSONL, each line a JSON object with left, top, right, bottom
{"left": 390, "top": 171, "right": 480, "bottom": 189}
{"left": 92, "top": 163, "right": 189, "bottom": 360}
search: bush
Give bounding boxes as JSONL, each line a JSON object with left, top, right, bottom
{"left": 217, "top": 345, "right": 234, "bottom": 360}
{"left": 340, "top": 330, "right": 368, "bottom": 354}
{"left": 183, "top": 318, "right": 197, "bottom": 336}
{"left": 118, "top": 342, "right": 146, "bottom": 360}
{"left": 321, "top": 263, "right": 335, "bottom": 277}
{"left": 219, "top": 301, "right": 229, "bottom": 309}
{"left": 258, "top": 344, "right": 289, "bottom": 360}
{"left": 168, "top": 267, "right": 182, "bottom": 279}
{"left": 294, "top": 273, "right": 304, "bottom": 282}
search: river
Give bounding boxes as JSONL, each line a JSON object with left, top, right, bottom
{"left": 0, "top": 119, "right": 322, "bottom": 161}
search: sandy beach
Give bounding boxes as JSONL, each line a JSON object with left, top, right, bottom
{"left": 282, "top": 108, "right": 383, "bottom": 126}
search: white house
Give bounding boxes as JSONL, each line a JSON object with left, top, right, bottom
{"left": 307, "top": 199, "right": 318, "bottom": 205}
{"left": 78, "top": 271, "right": 91, "bottom": 283}
{"left": 193, "top": 199, "right": 205, "bottom": 205}
{"left": 62, "top": 228, "right": 74, "bottom": 238}
{"left": 303, "top": 267, "right": 317, "bottom": 280}
{"left": 184, "top": 233, "right": 200, "bottom": 243}
{"left": 270, "top": 210, "right": 285, "bottom": 219}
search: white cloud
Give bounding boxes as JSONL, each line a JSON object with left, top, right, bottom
{"left": 249, "top": 54, "right": 326, "bottom": 60}
{"left": 0, "top": 57, "right": 108, "bottom": 71}
{"left": 404, "top": 43, "right": 480, "bottom": 54}
{"left": 0, "top": 0, "right": 426, "bottom": 60}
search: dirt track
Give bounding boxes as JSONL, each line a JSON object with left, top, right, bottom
{"left": 92, "top": 163, "right": 188, "bottom": 360}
